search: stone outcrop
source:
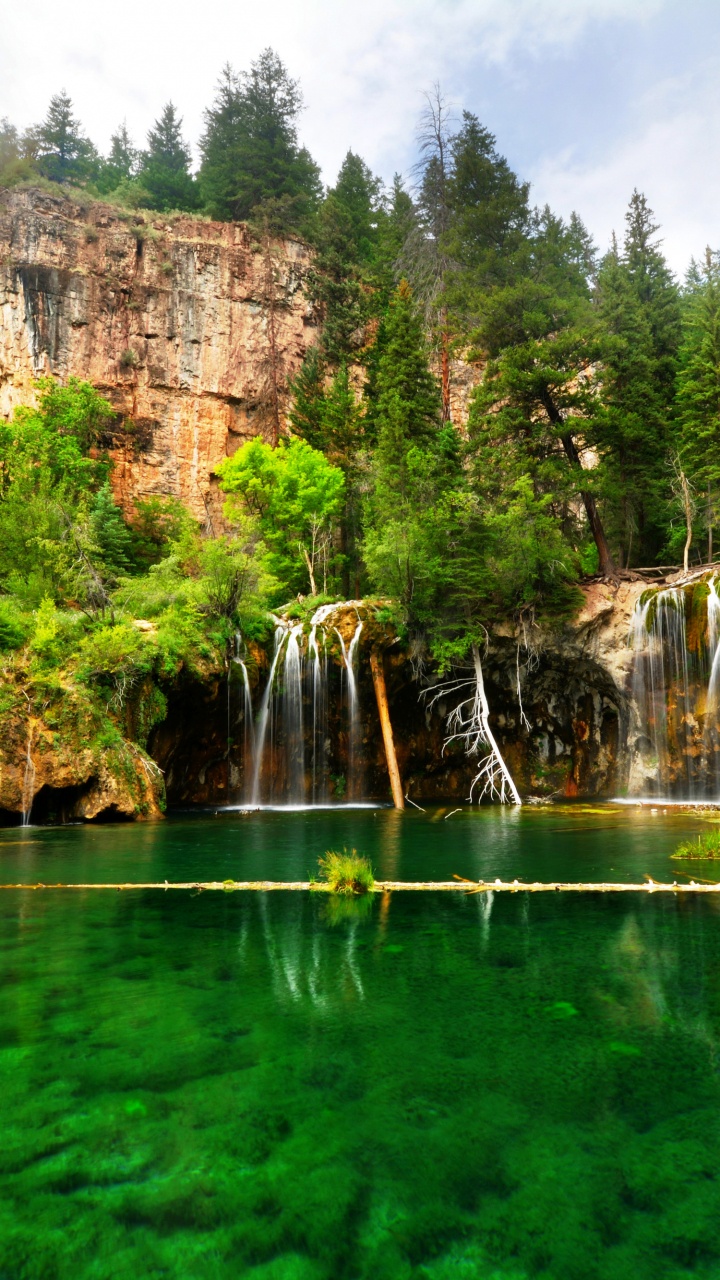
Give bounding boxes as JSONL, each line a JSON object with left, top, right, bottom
{"left": 0, "top": 711, "right": 164, "bottom": 824}
{"left": 150, "top": 583, "right": 652, "bottom": 809}
{"left": 0, "top": 187, "right": 318, "bottom": 523}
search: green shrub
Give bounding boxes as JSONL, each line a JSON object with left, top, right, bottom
{"left": 317, "top": 849, "right": 374, "bottom": 895}
{"left": 0, "top": 598, "right": 30, "bottom": 651}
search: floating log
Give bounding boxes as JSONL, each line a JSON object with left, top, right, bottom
{"left": 370, "top": 648, "right": 405, "bottom": 810}
{"left": 0, "top": 879, "right": 718, "bottom": 893}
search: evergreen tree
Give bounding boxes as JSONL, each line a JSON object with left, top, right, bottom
{"left": 330, "top": 151, "right": 382, "bottom": 265}
{"left": 97, "top": 122, "right": 139, "bottom": 193}
{"left": 90, "top": 482, "right": 134, "bottom": 577}
{"left": 446, "top": 111, "right": 530, "bottom": 292}
{"left": 288, "top": 345, "right": 328, "bottom": 449}
{"left": 308, "top": 155, "right": 382, "bottom": 365}
{"left": 469, "top": 208, "right": 615, "bottom": 575}
{"left": 199, "top": 49, "right": 321, "bottom": 227}
{"left": 675, "top": 249, "right": 720, "bottom": 559}
{"left": 36, "top": 92, "right": 98, "bottom": 185}
{"left": 591, "top": 194, "right": 681, "bottom": 565}
{"left": 139, "top": 103, "right": 198, "bottom": 211}
{"left": 197, "top": 64, "right": 244, "bottom": 219}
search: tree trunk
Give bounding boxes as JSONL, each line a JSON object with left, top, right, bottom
{"left": 440, "top": 310, "right": 451, "bottom": 423}
{"left": 370, "top": 650, "right": 405, "bottom": 810}
{"left": 680, "top": 468, "right": 693, "bottom": 572}
{"left": 540, "top": 389, "right": 615, "bottom": 577}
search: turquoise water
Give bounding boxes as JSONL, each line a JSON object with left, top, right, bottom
{"left": 1, "top": 803, "right": 718, "bottom": 885}
{"left": 2, "top": 810, "right": 720, "bottom": 1277}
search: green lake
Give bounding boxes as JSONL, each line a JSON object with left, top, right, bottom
{"left": 2, "top": 807, "right": 720, "bottom": 1277}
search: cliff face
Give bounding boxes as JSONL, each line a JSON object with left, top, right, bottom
{"left": 0, "top": 188, "right": 318, "bottom": 522}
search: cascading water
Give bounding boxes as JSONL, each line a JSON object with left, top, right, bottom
{"left": 336, "top": 619, "right": 364, "bottom": 799}
{"left": 21, "top": 728, "right": 36, "bottom": 827}
{"left": 243, "top": 607, "right": 363, "bottom": 806}
{"left": 629, "top": 578, "right": 720, "bottom": 798}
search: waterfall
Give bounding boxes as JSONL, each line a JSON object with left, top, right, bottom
{"left": 242, "top": 605, "right": 364, "bottom": 807}
{"left": 283, "top": 624, "right": 305, "bottom": 802}
{"left": 250, "top": 627, "right": 287, "bottom": 805}
{"left": 629, "top": 578, "right": 720, "bottom": 798}
{"left": 336, "top": 619, "right": 363, "bottom": 799}
{"left": 21, "top": 728, "right": 36, "bottom": 826}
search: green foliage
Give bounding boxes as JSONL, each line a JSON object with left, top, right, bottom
{"left": 317, "top": 849, "right": 375, "bottom": 894}
{"left": 35, "top": 91, "right": 99, "bottom": 185}
{"left": 139, "top": 103, "right": 199, "bottom": 212}
{"left": 90, "top": 483, "right": 134, "bottom": 578}
{"left": 199, "top": 51, "right": 321, "bottom": 228}
{"left": 0, "top": 598, "right": 30, "bottom": 652}
{"left": 672, "top": 831, "right": 720, "bottom": 860}
{"left": 218, "top": 438, "right": 345, "bottom": 596}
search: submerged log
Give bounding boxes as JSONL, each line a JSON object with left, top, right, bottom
{"left": 0, "top": 879, "right": 718, "bottom": 892}
{"left": 370, "top": 649, "right": 405, "bottom": 810}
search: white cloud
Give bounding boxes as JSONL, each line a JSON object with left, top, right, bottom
{"left": 0, "top": 0, "right": 666, "bottom": 174}
{"left": 530, "top": 55, "right": 720, "bottom": 273}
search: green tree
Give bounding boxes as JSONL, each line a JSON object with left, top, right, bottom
{"left": 591, "top": 194, "right": 681, "bottom": 566}
{"left": 367, "top": 279, "right": 443, "bottom": 502}
{"left": 96, "top": 122, "right": 139, "bottom": 194}
{"left": 218, "top": 437, "right": 345, "bottom": 596}
{"left": 468, "top": 207, "right": 615, "bottom": 575}
{"left": 139, "top": 103, "right": 198, "bottom": 212}
{"left": 90, "top": 482, "right": 134, "bottom": 578}
{"left": 199, "top": 50, "right": 321, "bottom": 227}
{"left": 35, "top": 92, "right": 98, "bottom": 185}
{"left": 675, "top": 249, "right": 720, "bottom": 560}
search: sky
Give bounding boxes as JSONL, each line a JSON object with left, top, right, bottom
{"left": 1, "top": 0, "right": 718, "bottom": 274}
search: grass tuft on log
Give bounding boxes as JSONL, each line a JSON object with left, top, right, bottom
{"left": 317, "top": 849, "right": 375, "bottom": 895}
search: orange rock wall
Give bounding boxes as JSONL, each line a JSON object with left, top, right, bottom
{"left": 0, "top": 188, "right": 319, "bottom": 522}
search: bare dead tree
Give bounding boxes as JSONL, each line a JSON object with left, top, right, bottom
{"left": 399, "top": 83, "right": 459, "bottom": 422}
{"left": 425, "top": 642, "right": 521, "bottom": 804}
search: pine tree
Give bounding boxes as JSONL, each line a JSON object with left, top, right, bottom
{"left": 90, "top": 482, "right": 134, "bottom": 576}
{"left": 446, "top": 111, "right": 529, "bottom": 291}
{"left": 369, "top": 281, "right": 443, "bottom": 501}
{"left": 139, "top": 103, "right": 198, "bottom": 211}
{"left": 591, "top": 194, "right": 681, "bottom": 565}
{"left": 676, "top": 250, "right": 720, "bottom": 559}
{"left": 199, "top": 49, "right": 321, "bottom": 227}
{"left": 288, "top": 346, "right": 328, "bottom": 450}
{"left": 36, "top": 92, "right": 97, "bottom": 184}
{"left": 470, "top": 209, "right": 615, "bottom": 575}
{"left": 96, "top": 122, "right": 139, "bottom": 193}
{"left": 197, "top": 65, "right": 244, "bottom": 219}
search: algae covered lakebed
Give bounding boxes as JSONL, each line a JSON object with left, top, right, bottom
{"left": 1, "top": 809, "right": 720, "bottom": 1277}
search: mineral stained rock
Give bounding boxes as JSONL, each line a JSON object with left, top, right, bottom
{"left": 0, "top": 187, "right": 319, "bottom": 523}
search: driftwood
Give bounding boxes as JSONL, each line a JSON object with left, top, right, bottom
{"left": 0, "top": 878, "right": 718, "bottom": 893}
{"left": 370, "top": 648, "right": 405, "bottom": 810}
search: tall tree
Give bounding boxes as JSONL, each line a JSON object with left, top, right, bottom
{"left": 97, "top": 122, "right": 139, "bottom": 193}
{"left": 35, "top": 92, "right": 97, "bottom": 185}
{"left": 308, "top": 152, "right": 383, "bottom": 365}
{"left": 199, "top": 49, "right": 321, "bottom": 227}
{"left": 675, "top": 249, "right": 720, "bottom": 560}
{"left": 469, "top": 208, "right": 615, "bottom": 576}
{"left": 592, "top": 194, "right": 681, "bottom": 566}
{"left": 139, "top": 103, "right": 198, "bottom": 211}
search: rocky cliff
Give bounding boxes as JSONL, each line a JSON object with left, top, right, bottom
{"left": 0, "top": 187, "right": 318, "bottom": 523}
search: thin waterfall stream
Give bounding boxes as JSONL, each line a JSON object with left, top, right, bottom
{"left": 239, "top": 607, "right": 365, "bottom": 807}
{"left": 629, "top": 576, "right": 720, "bottom": 798}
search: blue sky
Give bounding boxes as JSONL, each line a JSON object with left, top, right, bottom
{"left": 1, "top": 0, "right": 718, "bottom": 272}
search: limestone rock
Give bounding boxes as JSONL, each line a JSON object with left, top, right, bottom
{"left": 0, "top": 187, "right": 319, "bottom": 524}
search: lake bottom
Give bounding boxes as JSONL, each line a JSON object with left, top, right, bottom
{"left": 2, "top": 886, "right": 720, "bottom": 1278}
